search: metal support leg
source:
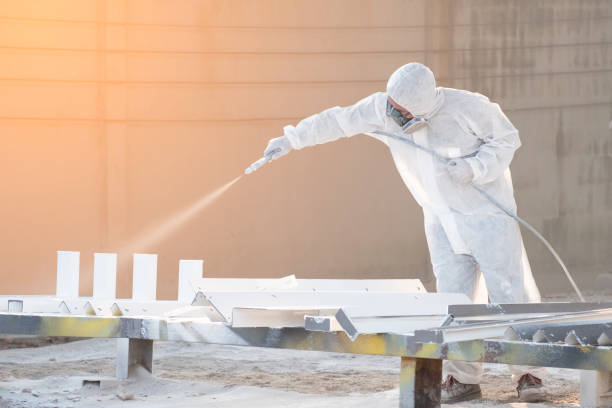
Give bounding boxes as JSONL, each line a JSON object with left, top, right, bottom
{"left": 399, "top": 357, "right": 442, "bottom": 408}
{"left": 581, "top": 370, "right": 612, "bottom": 408}
{"left": 116, "top": 338, "right": 153, "bottom": 380}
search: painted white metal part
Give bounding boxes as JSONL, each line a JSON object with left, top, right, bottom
{"left": 93, "top": 253, "right": 118, "bottom": 299}
{"left": 132, "top": 254, "right": 158, "bottom": 301}
{"left": 7, "top": 300, "right": 23, "bottom": 313}
{"left": 119, "top": 254, "right": 158, "bottom": 380}
{"left": 581, "top": 370, "right": 612, "bottom": 408}
{"left": 190, "top": 292, "right": 232, "bottom": 322}
{"left": 231, "top": 307, "right": 338, "bottom": 328}
{"left": 87, "top": 300, "right": 211, "bottom": 319}
{"left": 117, "top": 338, "right": 153, "bottom": 380}
{"left": 57, "top": 300, "right": 90, "bottom": 315}
{"left": 200, "top": 291, "right": 471, "bottom": 323}
{"left": 0, "top": 296, "right": 84, "bottom": 314}
{"left": 306, "top": 314, "right": 344, "bottom": 332}
{"left": 305, "top": 314, "right": 449, "bottom": 335}
{"left": 56, "top": 251, "right": 80, "bottom": 298}
{"left": 0, "top": 296, "right": 209, "bottom": 318}
{"left": 194, "top": 278, "right": 426, "bottom": 293}
{"left": 178, "top": 260, "right": 203, "bottom": 303}
{"left": 426, "top": 309, "right": 612, "bottom": 343}
{"left": 232, "top": 307, "right": 448, "bottom": 334}
{"left": 0, "top": 296, "right": 54, "bottom": 313}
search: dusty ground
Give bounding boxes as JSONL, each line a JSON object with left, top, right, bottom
{"left": 0, "top": 292, "right": 607, "bottom": 407}
{"left": 0, "top": 338, "right": 583, "bottom": 408}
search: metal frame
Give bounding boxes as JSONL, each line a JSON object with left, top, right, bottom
{"left": 5, "top": 251, "right": 612, "bottom": 407}
{"left": 2, "top": 312, "right": 612, "bottom": 407}
{"left": 2, "top": 312, "right": 611, "bottom": 369}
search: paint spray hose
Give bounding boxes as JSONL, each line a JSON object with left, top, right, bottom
{"left": 373, "top": 129, "right": 585, "bottom": 302}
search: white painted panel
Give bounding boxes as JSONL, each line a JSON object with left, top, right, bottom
{"left": 85, "top": 299, "right": 191, "bottom": 317}
{"left": 7, "top": 300, "right": 23, "bottom": 313}
{"left": 232, "top": 307, "right": 338, "bottom": 328}
{"left": 201, "top": 291, "right": 471, "bottom": 322}
{"left": 132, "top": 253, "right": 158, "bottom": 301}
{"left": 303, "top": 315, "right": 449, "bottom": 335}
{"left": 56, "top": 251, "right": 80, "bottom": 298}
{"left": 194, "top": 278, "right": 426, "bottom": 293}
{"left": 93, "top": 253, "right": 117, "bottom": 299}
{"left": 298, "top": 279, "right": 426, "bottom": 292}
{"left": 178, "top": 259, "right": 203, "bottom": 303}
{"left": 0, "top": 296, "right": 83, "bottom": 314}
{"left": 580, "top": 370, "right": 612, "bottom": 408}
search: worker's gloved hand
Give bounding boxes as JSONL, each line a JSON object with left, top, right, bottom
{"left": 446, "top": 159, "right": 474, "bottom": 185}
{"left": 264, "top": 136, "right": 292, "bottom": 161}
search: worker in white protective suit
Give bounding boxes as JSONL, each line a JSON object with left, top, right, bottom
{"left": 259, "top": 62, "right": 545, "bottom": 403}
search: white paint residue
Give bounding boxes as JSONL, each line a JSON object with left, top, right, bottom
{"left": 124, "top": 176, "right": 242, "bottom": 252}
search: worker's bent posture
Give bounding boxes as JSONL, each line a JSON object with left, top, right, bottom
{"left": 259, "top": 63, "right": 546, "bottom": 404}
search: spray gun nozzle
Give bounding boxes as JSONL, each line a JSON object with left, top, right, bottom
{"left": 244, "top": 148, "right": 282, "bottom": 175}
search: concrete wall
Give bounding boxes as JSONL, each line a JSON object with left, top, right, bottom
{"left": 0, "top": 0, "right": 610, "bottom": 298}
{"left": 445, "top": 0, "right": 612, "bottom": 292}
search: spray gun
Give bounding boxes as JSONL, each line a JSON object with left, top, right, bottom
{"left": 244, "top": 148, "right": 281, "bottom": 175}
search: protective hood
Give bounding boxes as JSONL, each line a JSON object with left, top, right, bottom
{"left": 386, "top": 63, "right": 444, "bottom": 119}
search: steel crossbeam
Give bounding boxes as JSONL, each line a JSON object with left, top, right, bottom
{"left": 449, "top": 302, "right": 612, "bottom": 317}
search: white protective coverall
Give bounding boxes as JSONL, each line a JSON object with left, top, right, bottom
{"left": 282, "top": 63, "right": 543, "bottom": 384}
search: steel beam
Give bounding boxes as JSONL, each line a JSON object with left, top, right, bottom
{"left": 0, "top": 296, "right": 78, "bottom": 314}
{"left": 415, "top": 308, "right": 612, "bottom": 343}
{"left": 7, "top": 300, "right": 23, "bottom": 313}
{"left": 116, "top": 338, "right": 153, "bottom": 380}
{"left": 449, "top": 302, "right": 612, "bottom": 317}
{"left": 581, "top": 370, "right": 612, "bottom": 408}
{"left": 193, "top": 278, "right": 427, "bottom": 293}
{"left": 305, "top": 313, "right": 449, "bottom": 339}
{"left": 199, "top": 291, "right": 470, "bottom": 323}
{"left": 232, "top": 307, "right": 338, "bottom": 328}
{"left": 0, "top": 296, "right": 200, "bottom": 316}
{"left": 399, "top": 357, "right": 442, "bottom": 408}
{"left": 505, "top": 321, "right": 612, "bottom": 345}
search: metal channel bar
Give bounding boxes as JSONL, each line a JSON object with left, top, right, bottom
{"left": 0, "top": 313, "right": 160, "bottom": 339}
{"left": 507, "top": 321, "right": 612, "bottom": 345}
{"left": 415, "top": 308, "right": 612, "bottom": 343}
{"left": 448, "top": 302, "right": 612, "bottom": 317}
